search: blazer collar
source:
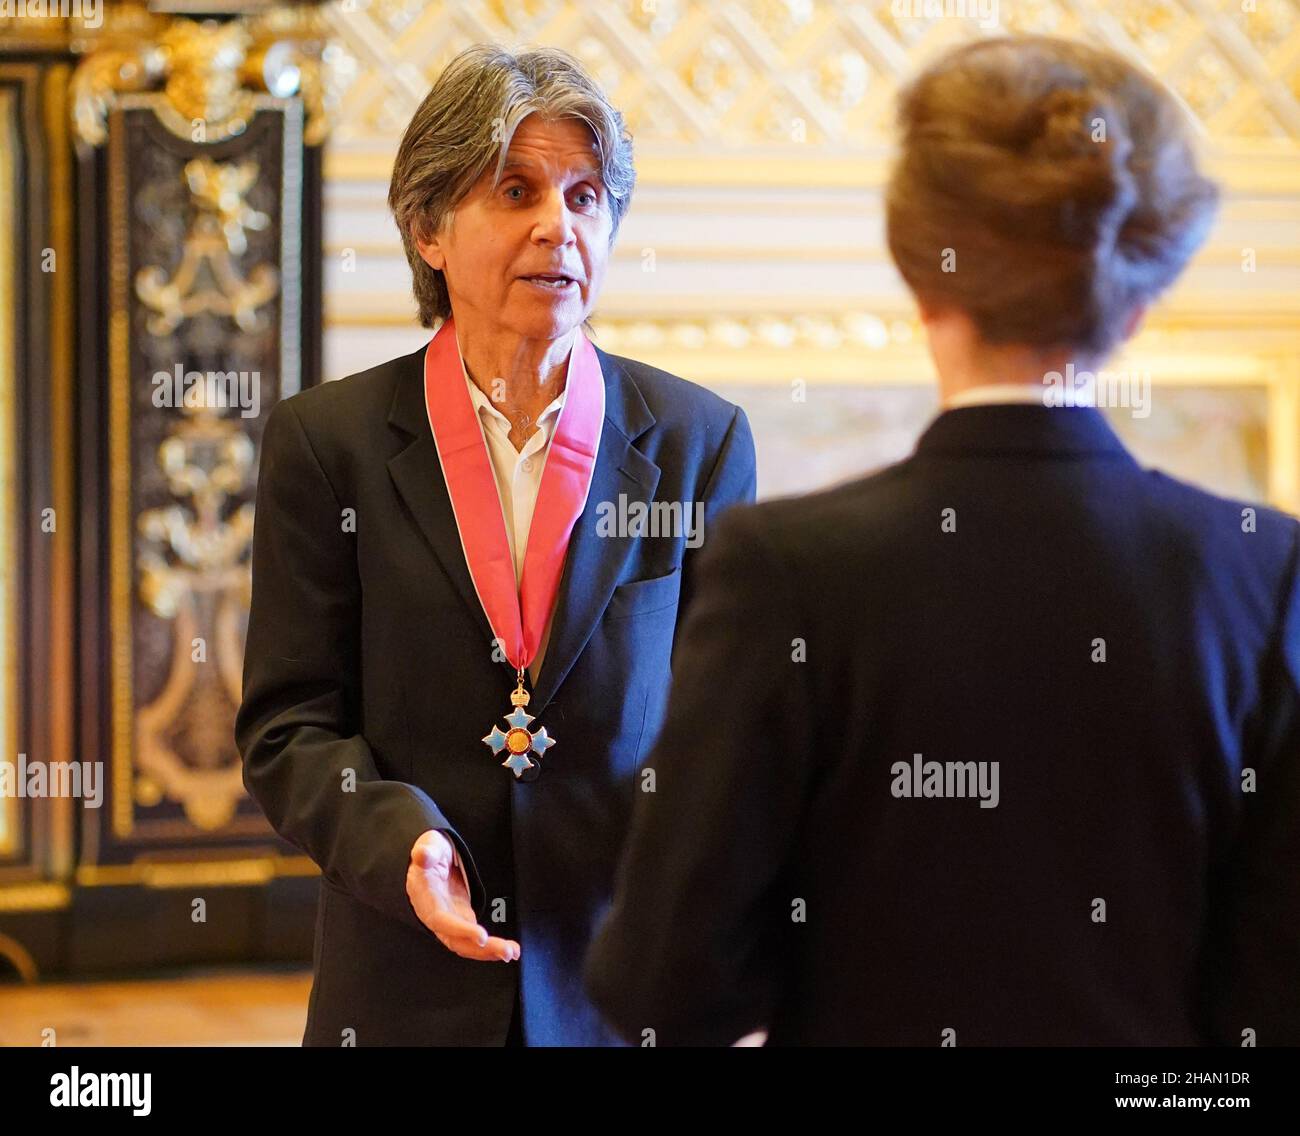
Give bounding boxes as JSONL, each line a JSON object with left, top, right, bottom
{"left": 385, "top": 337, "right": 660, "bottom": 718}
{"left": 915, "top": 404, "right": 1138, "bottom": 463}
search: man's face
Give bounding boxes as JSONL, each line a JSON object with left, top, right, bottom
{"left": 416, "top": 114, "right": 614, "bottom": 341}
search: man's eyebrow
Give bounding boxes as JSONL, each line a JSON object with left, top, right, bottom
{"left": 500, "top": 158, "right": 604, "bottom": 180}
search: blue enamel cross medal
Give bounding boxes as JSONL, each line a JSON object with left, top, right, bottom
{"left": 482, "top": 668, "right": 556, "bottom": 779}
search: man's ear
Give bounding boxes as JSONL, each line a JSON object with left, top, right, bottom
{"left": 415, "top": 231, "right": 446, "bottom": 272}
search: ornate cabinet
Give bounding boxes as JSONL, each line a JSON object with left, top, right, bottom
{"left": 0, "top": 2, "right": 336, "bottom": 979}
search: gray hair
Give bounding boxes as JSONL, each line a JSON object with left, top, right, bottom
{"left": 388, "top": 44, "right": 637, "bottom": 327}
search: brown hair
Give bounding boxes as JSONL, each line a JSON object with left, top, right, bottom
{"left": 388, "top": 44, "right": 636, "bottom": 328}
{"left": 885, "top": 35, "right": 1219, "bottom": 358}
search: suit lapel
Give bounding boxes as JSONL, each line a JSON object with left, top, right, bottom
{"left": 385, "top": 341, "right": 660, "bottom": 713}
{"left": 387, "top": 348, "right": 496, "bottom": 646}
{"left": 530, "top": 357, "right": 659, "bottom": 714}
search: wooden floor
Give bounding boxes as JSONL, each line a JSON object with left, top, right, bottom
{"left": 0, "top": 967, "right": 313, "bottom": 1046}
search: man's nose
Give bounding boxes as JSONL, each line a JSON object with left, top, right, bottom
{"left": 532, "top": 187, "right": 576, "bottom": 246}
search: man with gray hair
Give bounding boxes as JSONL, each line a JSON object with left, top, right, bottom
{"left": 236, "top": 44, "right": 756, "bottom": 1046}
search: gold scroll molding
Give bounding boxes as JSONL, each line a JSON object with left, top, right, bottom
{"left": 135, "top": 157, "right": 280, "bottom": 334}
{"left": 69, "top": 1, "right": 348, "bottom": 147}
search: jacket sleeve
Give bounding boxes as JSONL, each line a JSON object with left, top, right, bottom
{"left": 235, "top": 397, "right": 485, "bottom": 933}
{"left": 1207, "top": 524, "right": 1300, "bottom": 1045}
{"left": 584, "top": 503, "right": 816, "bottom": 1044}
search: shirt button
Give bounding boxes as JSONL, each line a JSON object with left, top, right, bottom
{"left": 521, "top": 459, "right": 535, "bottom": 473}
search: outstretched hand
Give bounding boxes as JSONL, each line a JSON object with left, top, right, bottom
{"left": 406, "top": 829, "right": 521, "bottom": 962}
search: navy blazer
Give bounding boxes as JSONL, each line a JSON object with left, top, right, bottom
{"left": 586, "top": 404, "right": 1300, "bottom": 1046}
{"left": 235, "top": 341, "right": 756, "bottom": 1045}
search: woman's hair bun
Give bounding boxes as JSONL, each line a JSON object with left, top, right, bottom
{"left": 1031, "top": 87, "right": 1115, "bottom": 160}
{"left": 885, "top": 35, "right": 1219, "bottom": 358}
{"left": 1027, "top": 86, "right": 1139, "bottom": 249}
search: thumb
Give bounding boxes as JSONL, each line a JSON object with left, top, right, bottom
{"left": 411, "top": 831, "right": 452, "bottom": 871}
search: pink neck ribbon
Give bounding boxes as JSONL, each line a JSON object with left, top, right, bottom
{"left": 422, "top": 317, "right": 604, "bottom": 673}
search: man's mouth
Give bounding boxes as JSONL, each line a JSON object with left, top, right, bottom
{"left": 520, "top": 273, "right": 578, "bottom": 291}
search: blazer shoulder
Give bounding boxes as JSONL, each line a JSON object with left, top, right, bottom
{"left": 745, "top": 458, "right": 914, "bottom": 530}
{"left": 1140, "top": 467, "right": 1300, "bottom": 567}
{"left": 597, "top": 347, "right": 741, "bottom": 429}
{"left": 272, "top": 346, "right": 422, "bottom": 436}
{"left": 715, "top": 460, "right": 915, "bottom": 567}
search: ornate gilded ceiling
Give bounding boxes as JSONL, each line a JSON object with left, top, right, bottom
{"left": 327, "top": 0, "right": 1300, "bottom": 150}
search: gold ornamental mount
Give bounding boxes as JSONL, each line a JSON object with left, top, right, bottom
{"left": 69, "top": 0, "right": 347, "bottom": 147}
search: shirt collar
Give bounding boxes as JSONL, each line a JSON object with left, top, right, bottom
{"left": 943, "top": 383, "right": 1052, "bottom": 410}
{"left": 461, "top": 353, "right": 569, "bottom": 432}
{"left": 916, "top": 403, "right": 1134, "bottom": 461}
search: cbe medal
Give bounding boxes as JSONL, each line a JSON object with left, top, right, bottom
{"left": 482, "top": 668, "right": 556, "bottom": 777}
{"left": 422, "top": 318, "right": 604, "bottom": 781}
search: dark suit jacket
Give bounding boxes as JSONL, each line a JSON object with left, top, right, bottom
{"left": 585, "top": 404, "right": 1300, "bottom": 1046}
{"left": 235, "top": 341, "right": 755, "bottom": 1045}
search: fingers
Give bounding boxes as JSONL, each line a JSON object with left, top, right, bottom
{"left": 427, "top": 907, "right": 491, "bottom": 943}
{"left": 407, "top": 830, "right": 520, "bottom": 962}
{"left": 432, "top": 926, "right": 522, "bottom": 963}
{"left": 422, "top": 900, "right": 521, "bottom": 962}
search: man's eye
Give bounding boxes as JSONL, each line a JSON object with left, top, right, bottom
{"left": 574, "top": 191, "right": 596, "bottom": 207}
{"left": 504, "top": 185, "right": 526, "bottom": 201}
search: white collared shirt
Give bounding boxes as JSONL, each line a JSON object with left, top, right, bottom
{"left": 943, "top": 383, "right": 1054, "bottom": 410}
{"left": 461, "top": 358, "right": 568, "bottom": 685}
